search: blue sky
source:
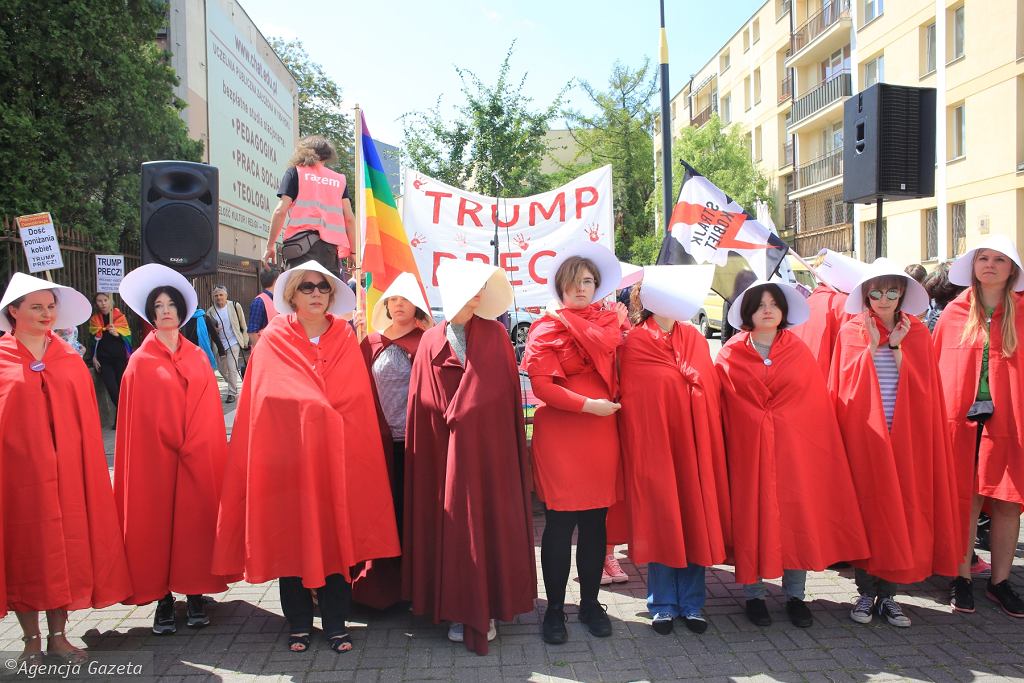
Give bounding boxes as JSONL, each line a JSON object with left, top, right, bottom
{"left": 238, "top": 0, "right": 765, "bottom": 145}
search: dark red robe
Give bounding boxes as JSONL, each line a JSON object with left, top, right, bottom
{"left": 716, "top": 330, "right": 869, "bottom": 584}
{"left": 0, "top": 332, "right": 132, "bottom": 612}
{"left": 830, "top": 313, "right": 963, "bottom": 582}
{"left": 404, "top": 316, "right": 536, "bottom": 655}
{"left": 791, "top": 284, "right": 851, "bottom": 380}
{"left": 114, "top": 333, "right": 238, "bottom": 603}
{"left": 618, "top": 319, "right": 731, "bottom": 568}
{"left": 213, "top": 314, "right": 400, "bottom": 587}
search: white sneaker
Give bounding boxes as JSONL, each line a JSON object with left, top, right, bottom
{"left": 447, "top": 622, "right": 464, "bottom": 642}
{"left": 487, "top": 619, "right": 497, "bottom": 641}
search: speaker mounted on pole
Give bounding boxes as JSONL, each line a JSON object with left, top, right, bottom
{"left": 141, "top": 161, "right": 219, "bottom": 276}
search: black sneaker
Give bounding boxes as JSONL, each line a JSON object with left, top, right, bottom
{"left": 541, "top": 606, "right": 568, "bottom": 644}
{"left": 152, "top": 594, "right": 176, "bottom": 635}
{"left": 785, "top": 598, "right": 813, "bottom": 628}
{"left": 185, "top": 594, "right": 210, "bottom": 628}
{"left": 680, "top": 614, "right": 708, "bottom": 634}
{"left": 744, "top": 598, "right": 772, "bottom": 627}
{"left": 875, "top": 596, "right": 911, "bottom": 627}
{"left": 986, "top": 580, "right": 1024, "bottom": 618}
{"left": 651, "top": 613, "right": 674, "bottom": 635}
{"left": 950, "top": 577, "right": 975, "bottom": 613}
{"left": 578, "top": 601, "right": 612, "bottom": 638}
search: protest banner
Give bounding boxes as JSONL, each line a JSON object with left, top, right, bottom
{"left": 95, "top": 255, "right": 126, "bottom": 292}
{"left": 16, "top": 212, "right": 64, "bottom": 274}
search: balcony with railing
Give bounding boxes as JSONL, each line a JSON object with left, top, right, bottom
{"left": 796, "top": 147, "right": 842, "bottom": 189}
{"left": 778, "top": 75, "right": 792, "bottom": 105}
{"left": 789, "top": 70, "right": 851, "bottom": 128}
{"left": 791, "top": 185, "right": 853, "bottom": 257}
{"left": 690, "top": 102, "right": 716, "bottom": 128}
{"left": 791, "top": 0, "right": 851, "bottom": 57}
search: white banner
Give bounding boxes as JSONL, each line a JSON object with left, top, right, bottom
{"left": 17, "top": 212, "right": 63, "bottom": 274}
{"left": 401, "top": 166, "right": 614, "bottom": 308}
{"left": 95, "top": 255, "right": 125, "bottom": 292}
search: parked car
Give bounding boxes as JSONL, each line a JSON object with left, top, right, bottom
{"left": 690, "top": 293, "right": 725, "bottom": 339}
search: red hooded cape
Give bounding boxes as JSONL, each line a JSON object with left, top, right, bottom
{"left": 0, "top": 333, "right": 131, "bottom": 612}
{"left": 618, "top": 319, "right": 731, "bottom": 567}
{"left": 791, "top": 284, "right": 851, "bottom": 379}
{"left": 520, "top": 304, "right": 623, "bottom": 511}
{"left": 113, "top": 333, "right": 238, "bottom": 603}
{"left": 715, "top": 330, "right": 869, "bottom": 584}
{"left": 213, "top": 314, "right": 399, "bottom": 587}
{"left": 934, "top": 289, "right": 1024, "bottom": 508}
{"left": 404, "top": 316, "right": 536, "bottom": 656}
{"left": 350, "top": 328, "right": 423, "bottom": 610}
{"left": 830, "top": 313, "right": 962, "bottom": 582}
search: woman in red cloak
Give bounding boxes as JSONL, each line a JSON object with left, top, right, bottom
{"left": 114, "top": 264, "right": 237, "bottom": 635}
{"left": 404, "top": 259, "right": 535, "bottom": 655}
{"left": 830, "top": 259, "right": 961, "bottom": 628}
{"left": 521, "top": 242, "right": 628, "bottom": 646}
{"left": 934, "top": 236, "right": 1024, "bottom": 618}
{"left": 352, "top": 272, "right": 431, "bottom": 610}
{"left": 716, "top": 280, "right": 869, "bottom": 630}
{"left": 0, "top": 273, "right": 132, "bottom": 665}
{"left": 618, "top": 265, "right": 730, "bottom": 636}
{"left": 213, "top": 260, "right": 399, "bottom": 654}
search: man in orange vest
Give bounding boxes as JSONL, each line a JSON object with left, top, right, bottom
{"left": 264, "top": 136, "right": 356, "bottom": 276}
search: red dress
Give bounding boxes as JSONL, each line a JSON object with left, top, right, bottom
{"left": 114, "top": 333, "right": 238, "bottom": 603}
{"left": 830, "top": 314, "right": 963, "bottom": 582}
{"left": 521, "top": 305, "right": 623, "bottom": 511}
{"left": 618, "top": 319, "right": 731, "bottom": 568}
{"left": 715, "top": 330, "right": 869, "bottom": 584}
{"left": 213, "top": 315, "right": 400, "bottom": 587}
{"left": 791, "top": 284, "right": 851, "bottom": 380}
{"left": 0, "top": 332, "right": 132, "bottom": 612}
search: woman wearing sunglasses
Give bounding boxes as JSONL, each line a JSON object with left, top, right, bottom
{"left": 933, "top": 236, "right": 1024, "bottom": 618}
{"left": 830, "top": 259, "right": 961, "bottom": 628}
{"left": 214, "top": 261, "right": 399, "bottom": 654}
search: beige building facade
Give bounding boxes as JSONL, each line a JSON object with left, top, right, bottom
{"left": 657, "top": 0, "right": 1024, "bottom": 266}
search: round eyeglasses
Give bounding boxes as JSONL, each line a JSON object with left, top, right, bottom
{"left": 868, "top": 288, "right": 901, "bottom": 301}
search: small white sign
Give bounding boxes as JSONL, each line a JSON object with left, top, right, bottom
{"left": 95, "top": 255, "right": 125, "bottom": 292}
{"left": 16, "top": 212, "right": 64, "bottom": 274}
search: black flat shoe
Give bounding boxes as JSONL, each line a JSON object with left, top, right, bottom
{"left": 185, "top": 594, "right": 210, "bottom": 628}
{"left": 578, "top": 601, "right": 612, "bottom": 638}
{"left": 542, "top": 606, "right": 568, "bottom": 644}
{"left": 745, "top": 598, "right": 772, "bottom": 627}
{"left": 152, "top": 594, "right": 176, "bottom": 635}
{"left": 681, "top": 615, "right": 708, "bottom": 634}
{"left": 785, "top": 598, "right": 813, "bottom": 628}
{"left": 651, "top": 615, "right": 674, "bottom": 635}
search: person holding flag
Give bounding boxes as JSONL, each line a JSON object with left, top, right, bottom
{"left": 715, "top": 280, "right": 869, "bottom": 629}
{"left": 87, "top": 292, "right": 132, "bottom": 423}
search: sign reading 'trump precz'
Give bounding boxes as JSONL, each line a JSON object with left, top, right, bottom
{"left": 16, "top": 212, "right": 64, "bottom": 274}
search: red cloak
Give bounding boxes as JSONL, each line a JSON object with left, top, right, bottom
{"left": 715, "top": 330, "right": 869, "bottom": 584}
{"left": 0, "top": 333, "right": 132, "bottom": 612}
{"left": 404, "top": 316, "right": 536, "bottom": 655}
{"left": 520, "top": 304, "right": 623, "bottom": 511}
{"left": 791, "top": 284, "right": 851, "bottom": 380}
{"left": 213, "top": 314, "right": 400, "bottom": 587}
{"left": 618, "top": 319, "right": 731, "bottom": 567}
{"left": 934, "top": 289, "right": 1024, "bottom": 509}
{"left": 350, "top": 328, "right": 423, "bottom": 610}
{"left": 113, "top": 333, "right": 238, "bottom": 603}
{"left": 830, "top": 313, "right": 962, "bottom": 582}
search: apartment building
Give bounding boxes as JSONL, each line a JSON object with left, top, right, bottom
{"left": 657, "top": 0, "right": 1024, "bottom": 265}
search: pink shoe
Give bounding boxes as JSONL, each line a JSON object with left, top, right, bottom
{"left": 971, "top": 555, "right": 992, "bottom": 577}
{"left": 602, "top": 554, "right": 628, "bottom": 584}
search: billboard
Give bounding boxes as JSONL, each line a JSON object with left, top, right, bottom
{"left": 205, "top": 3, "right": 295, "bottom": 238}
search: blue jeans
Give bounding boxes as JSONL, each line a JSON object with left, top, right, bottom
{"left": 647, "top": 562, "right": 706, "bottom": 618}
{"left": 742, "top": 569, "right": 807, "bottom": 601}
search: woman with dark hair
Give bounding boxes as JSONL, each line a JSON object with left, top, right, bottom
{"left": 521, "top": 242, "right": 627, "bottom": 645}
{"left": 924, "top": 261, "right": 966, "bottom": 332}
{"left": 618, "top": 265, "right": 731, "bottom": 635}
{"left": 87, "top": 292, "right": 132, "bottom": 422}
{"left": 716, "top": 280, "right": 868, "bottom": 629}
{"left": 934, "top": 236, "right": 1024, "bottom": 618}
{"left": 0, "top": 273, "right": 131, "bottom": 665}
{"left": 114, "top": 264, "right": 237, "bottom": 635}
{"left": 830, "top": 259, "right": 960, "bottom": 628}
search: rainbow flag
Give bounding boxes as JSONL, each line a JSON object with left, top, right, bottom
{"left": 360, "top": 112, "right": 423, "bottom": 332}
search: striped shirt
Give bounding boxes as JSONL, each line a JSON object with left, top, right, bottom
{"left": 874, "top": 347, "right": 900, "bottom": 430}
{"left": 372, "top": 344, "right": 413, "bottom": 440}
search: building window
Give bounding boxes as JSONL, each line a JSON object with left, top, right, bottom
{"left": 950, "top": 103, "right": 966, "bottom": 159}
{"left": 863, "top": 0, "right": 883, "bottom": 24}
{"left": 950, "top": 202, "right": 967, "bottom": 256}
{"left": 721, "top": 94, "right": 732, "bottom": 124}
{"left": 745, "top": 132, "right": 753, "bottom": 161}
{"left": 753, "top": 19, "right": 761, "bottom": 43}
{"left": 864, "top": 55, "right": 884, "bottom": 88}
{"left": 925, "top": 208, "right": 938, "bottom": 260}
{"left": 923, "top": 22, "right": 937, "bottom": 74}
{"left": 951, "top": 4, "right": 965, "bottom": 61}
{"left": 671, "top": 101, "right": 677, "bottom": 121}
{"left": 720, "top": 49, "right": 731, "bottom": 72}
{"left": 754, "top": 68, "right": 762, "bottom": 105}
{"left": 777, "top": 0, "right": 792, "bottom": 20}
{"left": 744, "top": 28, "right": 750, "bottom": 52}
{"left": 754, "top": 126, "right": 763, "bottom": 161}
{"left": 744, "top": 76, "right": 752, "bottom": 111}
{"left": 864, "top": 219, "right": 888, "bottom": 260}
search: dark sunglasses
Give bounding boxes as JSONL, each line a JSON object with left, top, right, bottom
{"left": 868, "top": 288, "right": 901, "bottom": 301}
{"left": 296, "top": 281, "right": 332, "bottom": 294}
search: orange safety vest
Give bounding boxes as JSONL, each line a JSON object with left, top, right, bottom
{"left": 284, "top": 163, "right": 351, "bottom": 256}
{"left": 257, "top": 292, "right": 279, "bottom": 322}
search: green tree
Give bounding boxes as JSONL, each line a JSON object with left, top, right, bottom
{"left": 0, "top": 0, "right": 202, "bottom": 249}
{"left": 268, "top": 38, "right": 354, "bottom": 181}
{"left": 401, "top": 44, "right": 565, "bottom": 197}
{"left": 555, "top": 60, "right": 659, "bottom": 263}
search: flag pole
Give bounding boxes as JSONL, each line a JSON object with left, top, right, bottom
{"left": 658, "top": 0, "right": 673, "bottom": 234}
{"left": 353, "top": 104, "right": 366, "bottom": 340}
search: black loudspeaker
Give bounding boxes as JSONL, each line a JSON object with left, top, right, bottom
{"left": 141, "top": 161, "right": 219, "bottom": 275}
{"left": 843, "top": 83, "right": 936, "bottom": 204}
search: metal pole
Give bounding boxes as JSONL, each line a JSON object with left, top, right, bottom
{"left": 875, "top": 197, "right": 884, "bottom": 260}
{"left": 659, "top": 0, "right": 673, "bottom": 232}
{"left": 353, "top": 104, "right": 366, "bottom": 339}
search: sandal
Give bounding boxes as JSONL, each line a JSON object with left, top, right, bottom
{"left": 45, "top": 632, "right": 89, "bottom": 665}
{"left": 327, "top": 632, "right": 353, "bottom": 653}
{"left": 19, "top": 633, "right": 44, "bottom": 666}
{"left": 287, "top": 633, "right": 310, "bottom": 653}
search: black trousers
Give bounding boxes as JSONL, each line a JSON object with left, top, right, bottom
{"left": 279, "top": 574, "right": 351, "bottom": 637}
{"left": 391, "top": 441, "right": 405, "bottom": 542}
{"left": 285, "top": 235, "right": 342, "bottom": 278}
{"left": 97, "top": 353, "right": 127, "bottom": 408}
{"left": 854, "top": 568, "right": 898, "bottom": 599}
{"left": 541, "top": 507, "right": 607, "bottom": 608}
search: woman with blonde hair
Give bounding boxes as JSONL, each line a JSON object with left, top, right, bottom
{"left": 934, "top": 236, "right": 1024, "bottom": 618}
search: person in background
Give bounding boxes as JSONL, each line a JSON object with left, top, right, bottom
{"left": 924, "top": 261, "right": 966, "bottom": 333}
{"left": 905, "top": 263, "right": 927, "bottom": 284}
{"left": 248, "top": 269, "right": 280, "bottom": 348}
{"left": 207, "top": 285, "right": 249, "bottom": 404}
{"left": 181, "top": 307, "right": 224, "bottom": 370}
{"left": 56, "top": 327, "right": 86, "bottom": 357}
{"left": 87, "top": 292, "right": 132, "bottom": 424}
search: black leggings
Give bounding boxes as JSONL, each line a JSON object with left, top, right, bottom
{"left": 541, "top": 507, "right": 607, "bottom": 608}
{"left": 279, "top": 574, "right": 351, "bottom": 637}
{"left": 97, "top": 354, "right": 127, "bottom": 407}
